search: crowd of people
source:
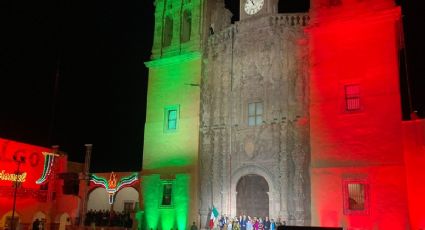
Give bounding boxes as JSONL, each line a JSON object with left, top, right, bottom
{"left": 216, "top": 215, "right": 286, "bottom": 230}
{"left": 84, "top": 209, "right": 133, "bottom": 228}
{"left": 32, "top": 219, "right": 45, "bottom": 230}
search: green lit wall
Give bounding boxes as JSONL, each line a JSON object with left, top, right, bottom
{"left": 143, "top": 53, "right": 201, "bottom": 170}
{"left": 142, "top": 174, "right": 190, "bottom": 230}
{"left": 142, "top": 175, "right": 160, "bottom": 230}
{"left": 142, "top": 53, "right": 201, "bottom": 229}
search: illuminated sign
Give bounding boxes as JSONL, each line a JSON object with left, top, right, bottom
{"left": 36, "top": 152, "right": 59, "bottom": 184}
{"left": 0, "top": 138, "right": 53, "bottom": 188}
{"left": 0, "top": 170, "right": 27, "bottom": 182}
{"left": 90, "top": 172, "right": 139, "bottom": 204}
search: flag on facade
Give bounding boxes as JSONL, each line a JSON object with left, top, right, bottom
{"left": 209, "top": 206, "right": 219, "bottom": 229}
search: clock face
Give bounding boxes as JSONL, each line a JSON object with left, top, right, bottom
{"left": 244, "top": 0, "right": 264, "bottom": 15}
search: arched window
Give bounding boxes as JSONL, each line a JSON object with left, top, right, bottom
{"left": 278, "top": 0, "right": 310, "bottom": 13}
{"left": 163, "top": 15, "right": 173, "bottom": 47}
{"left": 181, "top": 10, "right": 192, "bottom": 43}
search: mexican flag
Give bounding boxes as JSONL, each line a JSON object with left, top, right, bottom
{"left": 209, "top": 207, "right": 219, "bottom": 229}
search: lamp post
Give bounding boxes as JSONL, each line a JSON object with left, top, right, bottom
{"left": 11, "top": 155, "right": 25, "bottom": 230}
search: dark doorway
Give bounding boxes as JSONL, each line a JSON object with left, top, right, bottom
{"left": 236, "top": 174, "right": 269, "bottom": 218}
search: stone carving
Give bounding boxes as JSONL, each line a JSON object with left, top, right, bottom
{"left": 243, "top": 136, "right": 255, "bottom": 158}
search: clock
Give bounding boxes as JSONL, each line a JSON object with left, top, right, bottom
{"left": 244, "top": 0, "right": 264, "bottom": 15}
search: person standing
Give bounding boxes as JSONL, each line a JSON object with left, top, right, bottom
{"left": 190, "top": 221, "right": 198, "bottom": 230}
{"left": 239, "top": 215, "right": 247, "bottom": 230}
{"left": 32, "top": 219, "right": 40, "bottom": 230}
{"left": 39, "top": 219, "right": 44, "bottom": 230}
{"left": 246, "top": 217, "right": 253, "bottom": 230}
{"left": 270, "top": 219, "right": 275, "bottom": 230}
{"left": 219, "top": 215, "right": 227, "bottom": 230}
{"left": 227, "top": 218, "right": 233, "bottom": 230}
{"left": 258, "top": 218, "right": 264, "bottom": 230}
{"left": 233, "top": 217, "right": 240, "bottom": 230}
{"left": 253, "top": 218, "right": 259, "bottom": 230}
{"left": 264, "top": 217, "right": 270, "bottom": 230}
{"left": 275, "top": 218, "right": 281, "bottom": 228}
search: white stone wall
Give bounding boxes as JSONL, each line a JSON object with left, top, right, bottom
{"left": 87, "top": 187, "right": 139, "bottom": 212}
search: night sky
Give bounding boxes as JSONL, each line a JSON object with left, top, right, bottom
{"left": 0, "top": 0, "right": 423, "bottom": 172}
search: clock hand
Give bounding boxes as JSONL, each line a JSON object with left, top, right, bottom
{"left": 250, "top": 0, "right": 254, "bottom": 5}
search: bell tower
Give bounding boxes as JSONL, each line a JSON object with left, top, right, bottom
{"left": 142, "top": 0, "right": 203, "bottom": 229}
{"left": 150, "top": 0, "right": 203, "bottom": 58}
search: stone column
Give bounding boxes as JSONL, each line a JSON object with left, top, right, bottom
{"left": 79, "top": 144, "right": 92, "bottom": 226}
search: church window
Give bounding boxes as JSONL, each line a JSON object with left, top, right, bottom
{"left": 343, "top": 179, "right": 369, "bottom": 215}
{"left": 161, "top": 183, "right": 173, "bottom": 206}
{"left": 168, "top": 110, "right": 177, "bottom": 129}
{"left": 248, "top": 102, "right": 263, "bottom": 126}
{"left": 348, "top": 183, "right": 365, "bottom": 210}
{"left": 165, "top": 105, "right": 179, "bottom": 131}
{"left": 163, "top": 15, "right": 173, "bottom": 47}
{"left": 181, "top": 10, "right": 192, "bottom": 43}
{"left": 344, "top": 84, "right": 361, "bottom": 112}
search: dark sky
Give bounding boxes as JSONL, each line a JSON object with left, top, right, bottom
{"left": 0, "top": 0, "right": 423, "bottom": 172}
{"left": 0, "top": 0, "right": 154, "bottom": 172}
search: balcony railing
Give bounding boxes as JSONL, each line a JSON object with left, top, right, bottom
{"left": 270, "top": 13, "right": 310, "bottom": 27}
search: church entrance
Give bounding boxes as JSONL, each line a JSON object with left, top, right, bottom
{"left": 236, "top": 174, "right": 269, "bottom": 218}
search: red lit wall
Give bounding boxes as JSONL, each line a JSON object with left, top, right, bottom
{"left": 311, "top": 166, "right": 409, "bottom": 229}
{"left": 309, "top": 0, "right": 410, "bottom": 229}
{"left": 0, "top": 138, "right": 52, "bottom": 188}
{"left": 0, "top": 138, "right": 79, "bottom": 230}
{"left": 403, "top": 120, "right": 425, "bottom": 230}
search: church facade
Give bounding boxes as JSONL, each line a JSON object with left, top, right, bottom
{"left": 199, "top": 0, "right": 311, "bottom": 226}
{"left": 142, "top": 0, "right": 424, "bottom": 229}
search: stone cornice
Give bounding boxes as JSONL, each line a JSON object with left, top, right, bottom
{"left": 144, "top": 51, "right": 202, "bottom": 68}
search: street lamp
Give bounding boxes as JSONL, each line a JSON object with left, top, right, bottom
{"left": 11, "top": 155, "right": 25, "bottom": 230}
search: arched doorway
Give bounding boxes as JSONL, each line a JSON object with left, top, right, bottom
{"left": 87, "top": 187, "right": 110, "bottom": 211}
{"left": 114, "top": 187, "right": 139, "bottom": 212}
{"left": 236, "top": 174, "right": 269, "bottom": 218}
{"left": 32, "top": 211, "right": 47, "bottom": 230}
{"left": 58, "top": 213, "right": 71, "bottom": 230}
{"left": 1, "top": 211, "right": 20, "bottom": 230}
